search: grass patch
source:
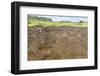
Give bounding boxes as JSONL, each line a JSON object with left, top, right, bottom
{"left": 28, "top": 20, "right": 88, "bottom": 28}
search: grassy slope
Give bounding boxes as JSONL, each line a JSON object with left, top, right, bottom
{"left": 28, "top": 20, "right": 88, "bottom": 28}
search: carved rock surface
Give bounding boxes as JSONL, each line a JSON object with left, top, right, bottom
{"left": 28, "top": 26, "right": 88, "bottom": 60}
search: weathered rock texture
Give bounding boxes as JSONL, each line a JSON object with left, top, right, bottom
{"left": 28, "top": 26, "right": 88, "bottom": 60}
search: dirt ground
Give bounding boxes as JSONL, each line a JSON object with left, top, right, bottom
{"left": 28, "top": 26, "right": 88, "bottom": 61}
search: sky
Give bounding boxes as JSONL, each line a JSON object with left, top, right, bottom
{"left": 30, "top": 15, "right": 88, "bottom": 22}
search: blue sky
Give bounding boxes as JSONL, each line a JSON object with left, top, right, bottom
{"left": 30, "top": 15, "right": 88, "bottom": 22}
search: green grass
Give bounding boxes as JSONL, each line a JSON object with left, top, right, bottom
{"left": 28, "top": 20, "right": 88, "bottom": 28}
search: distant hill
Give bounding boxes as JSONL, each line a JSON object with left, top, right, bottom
{"left": 28, "top": 16, "right": 52, "bottom": 21}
